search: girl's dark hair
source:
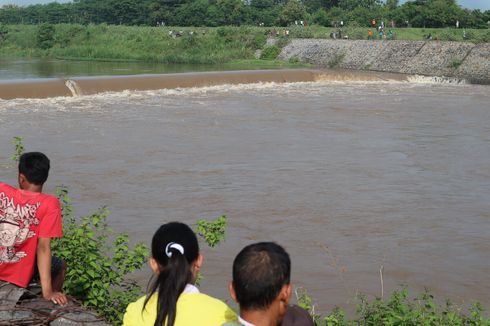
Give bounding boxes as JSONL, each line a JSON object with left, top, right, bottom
{"left": 143, "top": 222, "right": 199, "bottom": 326}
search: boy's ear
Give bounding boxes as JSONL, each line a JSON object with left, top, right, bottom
{"left": 18, "top": 173, "right": 27, "bottom": 189}
{"left": 228, "top": 281, "right": 238, "bottom": 303}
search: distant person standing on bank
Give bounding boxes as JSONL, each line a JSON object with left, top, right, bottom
{"left": 368, "top": 29, "right": 374, "bottom": 40}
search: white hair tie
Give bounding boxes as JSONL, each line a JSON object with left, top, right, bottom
{"left": 165, "top": 242, "right": 184, "bottom": 258}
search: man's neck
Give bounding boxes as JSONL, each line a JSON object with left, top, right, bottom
{"left": 240, "top": 309, "right": 278, "bottom": 326}
{"left": 21, "top": 184, "right": 43, "bottom": 193}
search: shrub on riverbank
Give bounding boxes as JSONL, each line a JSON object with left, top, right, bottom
{"left": 0, "top": 24, "right": 268, "bottom": 64}
{"left": 298, "top": 288, "right": 490, "bottom": 326}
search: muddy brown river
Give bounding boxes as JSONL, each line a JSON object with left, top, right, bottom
{"left": 0, "top": 75, "right": 489, "bottom": 313}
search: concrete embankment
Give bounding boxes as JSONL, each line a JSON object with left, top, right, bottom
{"left": 278, "top": 40, "right": 490, "bottom": 84}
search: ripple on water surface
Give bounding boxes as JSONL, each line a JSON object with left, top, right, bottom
{"left": 0, "top": 81, "right": 489, "bottom": 312}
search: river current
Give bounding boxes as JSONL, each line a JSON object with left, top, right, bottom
{"left": 0, "top": 78, "right": 489, "bottom": 312}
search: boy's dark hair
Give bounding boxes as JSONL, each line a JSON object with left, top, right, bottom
{"left": 233, "top": 242, "right": 291, "bottom": 310}
{"left": 18, "top": 152, "right": 50, "bottom": 185}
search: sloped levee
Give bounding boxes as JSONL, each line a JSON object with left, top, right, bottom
{"left": 0, "top": 69, "right": 408, "bottom": 100}
{"left": 278, "top": 40, "right": 490, "bottom": 84}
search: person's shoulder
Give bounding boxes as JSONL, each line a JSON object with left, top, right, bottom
{"left": 124, "top": 295, "right": 150, "bottom": 317}
{"left": 182, "top": 292, "right": 231, "bottom": 309}
{"left": 38, "top": 192, "right": 59, "bottom": 203}
{"left": 0, "top": 182, "right": 16, "bottom": 193}
{"left": 180, "top": 292, "right": 237, "bottom": 322}
{"left": 280, "top": 305, "right": 315, "bottom": 326}
{"left": 123, "top": 295, "right": 151, "bottom": 326}
{"left": 127, "top": 294, "right": 149, "bottom": 309}
{"left": 36, "top": 193, "right": 61, "bottom": 210}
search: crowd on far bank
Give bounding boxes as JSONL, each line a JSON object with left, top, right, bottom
{"left": 329, "top": 19, "right": 396, "bottom": 40}
{"left": 0, "top": 152, "right": 314, "bottom": 326}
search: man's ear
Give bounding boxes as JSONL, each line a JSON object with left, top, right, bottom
{"left": 280, "top": 284, "right": 292, "bottom": 304}
{"left": 228, "top": 281, "right": 238, "bottom": 303}
{"left": 149, "top": 257, "right": 160, "bottom": 274}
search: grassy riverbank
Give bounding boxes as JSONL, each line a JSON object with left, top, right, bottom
{"left": 0, "top": 24, "right": 489, "bottom": 65}
{"left": 0, "top": 24, "right": 307, "bottom": 67}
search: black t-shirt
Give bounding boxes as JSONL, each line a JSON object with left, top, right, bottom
{"left": 280, "top": 305, "right": 315, "bottom": 326}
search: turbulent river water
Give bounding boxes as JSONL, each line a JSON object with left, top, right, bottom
{"left": 0, "top": 76, "right": 489, "bottom": 312}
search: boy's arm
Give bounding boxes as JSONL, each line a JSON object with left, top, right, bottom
{"left": 37, "top": 237, "right": 68, "bottom": 305}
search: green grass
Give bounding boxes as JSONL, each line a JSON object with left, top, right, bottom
{"left": 0, "top": 24, "right": 489, "bottom": 64}
{"left": 227, "top": 59, "right": 310, "bottom": 69}
{"left": 282, "top": 24, "right": 490, "bottom": 42}
{"left": 297, "top": 287, "right": 490, "bottom": 326}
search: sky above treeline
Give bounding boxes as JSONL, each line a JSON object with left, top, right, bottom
{"left": 1, "top": 0, "right": 489, "bottom": 10}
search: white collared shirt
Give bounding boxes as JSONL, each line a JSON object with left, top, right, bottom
{"left": 182, "top": 283, "right": 200, "bottom": 294}
{"left": 238, "top": 316, "right": 255, "bottom": 326}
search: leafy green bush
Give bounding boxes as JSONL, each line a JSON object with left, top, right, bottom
{"left": 0, "top": 24, "right": 8, "bottom": 43}
{"left": 357, "top": 289, "right": 467, "bottom": 325}
{"left": 52, "top": 187, "right": 148, "bottom": 324}
{"left": 216, "top": 26, "right": 236, "bottom": 43}
{"left": 10, "top": 136, "right": 24, "bottom": 161}
{"left": 37, "top": 23, "right": 55, "bottom": 49}
{"left": 275, "top": 36, "right": 290, "bottom": 49}
{"left": 261, "top": 45, "right": 281, "bottom": 60}
{"left": 449, "top": 58, "right": 463, "bottom": 70}
{"left": 55, "top": 25, "right": 86, "bottom": 48}
{"left": 298, "top": 287, "right": 490, "bottom": 326}
{"left": 196, "top": 215, "right": 227, "bottom": 248}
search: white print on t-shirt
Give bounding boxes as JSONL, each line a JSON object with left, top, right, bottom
{"left": 0, "top": 192, "right": 40, "bottom": 263}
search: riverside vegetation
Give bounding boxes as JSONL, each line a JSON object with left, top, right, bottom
{"left": 0, "top": 24, "right": 489, "bottom": 65}
{"left": 8, "top": 138, "right": 490, "bottom": 324}
{"left": 0, "top": 0, "right": 489, "bottom": 29}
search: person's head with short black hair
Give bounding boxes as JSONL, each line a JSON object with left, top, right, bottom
{"left": 18, "top": 152, "right": 50, "bottom": 188}
{"left": 229, "top": 242, "right": 292, "bottom": 325}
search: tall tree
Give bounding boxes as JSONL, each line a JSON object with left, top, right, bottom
{"left": 276, "top": 0, "right": 307, "bottom": 26}
{"left": 386, "top": 0, "right": 398, "bottom": 11}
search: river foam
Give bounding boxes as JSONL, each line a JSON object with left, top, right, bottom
{"left": 1, "top": 69, "right": 480, "bottom": 101}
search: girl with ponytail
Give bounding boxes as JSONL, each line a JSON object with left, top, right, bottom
{"left": 123, "top": 222, "right": 236, "bottom": 326}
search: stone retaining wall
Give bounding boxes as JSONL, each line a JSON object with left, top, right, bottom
{"left": 278, "top": 39, "right": 490, "bottom": 84}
